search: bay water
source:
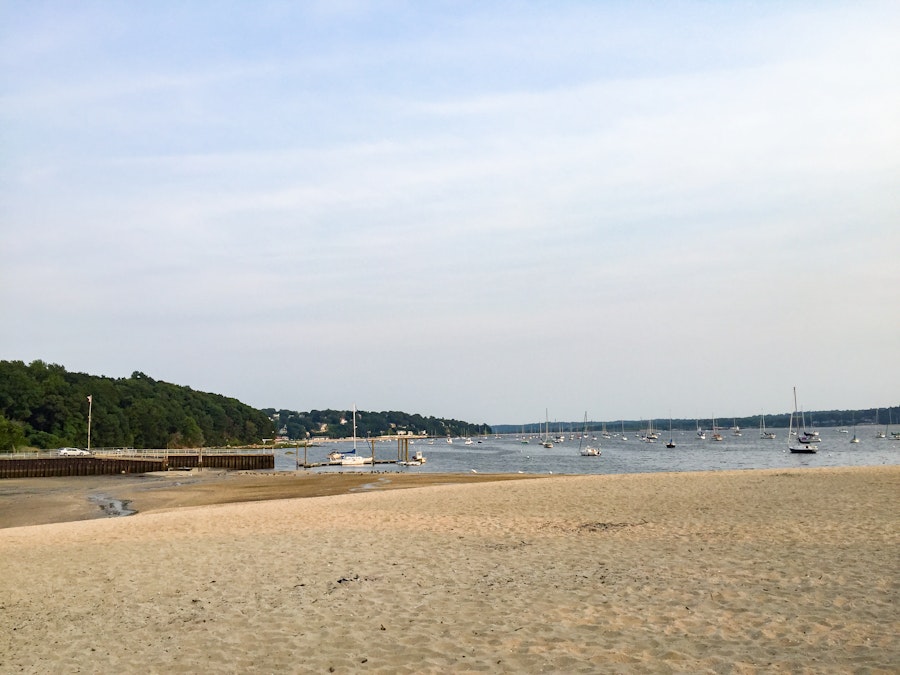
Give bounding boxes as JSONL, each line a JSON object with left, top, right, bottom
{"left": 274, "top": 425, "right": 898, "bottom": 475}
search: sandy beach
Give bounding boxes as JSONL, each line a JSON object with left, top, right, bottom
{"left": 1, "top": 466, "right": 897, "bottom": 673}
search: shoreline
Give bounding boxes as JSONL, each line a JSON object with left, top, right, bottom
{"left": 0, "top": 469, "right": 540, "bottom": 529}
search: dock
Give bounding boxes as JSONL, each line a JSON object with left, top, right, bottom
{"left": 291, "top": 437, "right": 423, "bottom": 468}
{"left": 0, "top": 449, "right": 274, "bottom": 479}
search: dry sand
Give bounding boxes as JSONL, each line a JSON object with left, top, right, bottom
{"left": 0, "top": 466, "right": 897, "bottom": 673}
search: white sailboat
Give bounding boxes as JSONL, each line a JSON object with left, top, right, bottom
{"left": 789, "top": 387, "right": 817, "bottom": 453}
{"left": 542, "top": 410, "right": 553, "bottom": 448}
{"left": 874, "top": 409, "right": 886, "bottom": 438}
{"left": 759, "top": 414, "right": 776, "bottom": 439}
{"left": 329, "top": 405, "right": 373, "bottom": 465}
{"left": 578, "top": 413, "right": 600, "bottom": 456}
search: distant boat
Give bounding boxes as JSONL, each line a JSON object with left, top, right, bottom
{"left": 711, "top": 415, "right": 723, "bottom": 442}
{"left": 789, "top": 387, "right": 817, "bottom": 453}
{"left": 850, "top": 428, "right": 860, "bottom": 444}
{"left": 665, "top": 418, "right": 676, "bottom": 448}
{"left": 874, "top": 409, "right": 886, "bottom": 438}
{"left": 339, "top": 454, "right": 372, "bottom": 466}
{"left": 329, "top": 405, "right": 373, "bottom": 465}
{"left": 696, "top": 420, "right": 706, "bottom": 440}
{"left": 759, "top": 414, "right": 776, "bottom": 440}
{"left": 542, "top": 409, "right": 554, "bottom": 448}
{"left": 399, "top": 449, "right": 426, "bottom": 466}
{"left": 578, "top": 413, "right": 600, "bottom": 457}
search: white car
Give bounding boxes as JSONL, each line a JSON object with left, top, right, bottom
{"left": 57, "top": 447, "right": 91, "bottom": 456}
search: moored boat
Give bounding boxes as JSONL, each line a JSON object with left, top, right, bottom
{"left": 789, "top": 387, "right": 818, "bottom": 453}
{"left": 578, "top": 413, "right": 601, "bottom": 457}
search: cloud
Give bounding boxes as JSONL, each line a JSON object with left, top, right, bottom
{"left": 2, "top": 1, "right": 899, "bottom": 421}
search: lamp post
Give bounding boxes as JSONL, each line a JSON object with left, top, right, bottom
{"left": 86, "top": 395, "right": 93, "bottom": 452}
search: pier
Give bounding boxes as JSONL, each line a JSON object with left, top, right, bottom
{"left": 292, "top": 437, "right": 422, "bottom": 468}
{"left": 0, "top": 449, "right": 274, "bottom": 479}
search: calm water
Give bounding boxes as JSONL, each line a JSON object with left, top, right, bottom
{"left": 274, "top": 426, "right": 899, "bottom": 475}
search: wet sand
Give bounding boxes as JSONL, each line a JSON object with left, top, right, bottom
{"left": 0, "top": 466, "right": 897, "bottom": 673}
{"left": 0, "top": 470, "right": 537, "bottom": 529}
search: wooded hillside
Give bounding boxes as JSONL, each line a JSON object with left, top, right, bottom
{"left": 0, "top": 360, "right": 274, "bottom": 451}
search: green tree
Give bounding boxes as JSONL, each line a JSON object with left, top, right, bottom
{"left": 0, "top": 415, "right": 27, "bottom": 452}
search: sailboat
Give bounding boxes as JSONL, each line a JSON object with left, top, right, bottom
{"left": 789, "top": 387, "right": 817, "bottom": 453}
{"left": 542, "top": 410, "right": 553, "bottom": 448}
{"left": 665, "top": 418, "right": 676, "bottom": 448}
{"left": 578, "top": 413, "right": 600, "bottom": 456}
{"left": 328, "top": 405, "right": 373, "bottom": 465}
{"left": 882, "top": 410, "right": 893, "bottom": 439}
{"left": 759, "top": 414, "right": 776, "bottom": 439}
{"left": 696, "top": 421, "right": 706, "bottom": 440}
{"left": 850, "top": 426, "right": 860, "bottom": 444}
{"left": 711, "top": 415, "right": 724, "bottom": 442}
{"left": 620, "top": 420, "right": 628, "bottom": 441}
{"left": 874, "top": 409, "right": 886, "bottom": 438}
{"left": 640, "top": 419, "right": 657, "bottom": 443}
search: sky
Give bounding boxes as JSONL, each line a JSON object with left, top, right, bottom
{"left": 2, "top": 1, "right": 898, "bottom": 427}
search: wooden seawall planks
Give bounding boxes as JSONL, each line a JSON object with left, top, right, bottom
{"left": 0, "top": 454, "right": 274, "bottom": 478}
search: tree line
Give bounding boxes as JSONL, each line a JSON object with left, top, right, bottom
{"left": 0, "top": 360, "right": 493, "bottom": 452}
{"left": 264, "top": 408, "right": 491, "bottom": 440}
{"left": 0, "top": 360, "right": 274, "bottom": 451}
{"left": 494, "top": 407, "right": 899, "bottom": 435}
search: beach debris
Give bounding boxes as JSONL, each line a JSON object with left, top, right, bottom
{"left": 578, "top": 519, "right": 648, "bottom": 532}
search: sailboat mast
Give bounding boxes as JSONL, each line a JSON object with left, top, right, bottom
{"left": 789, "top": 388, "right": 796, "bottom": 444}
{"left": 352, "top": 403, "right": 358, "bottom": 452}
